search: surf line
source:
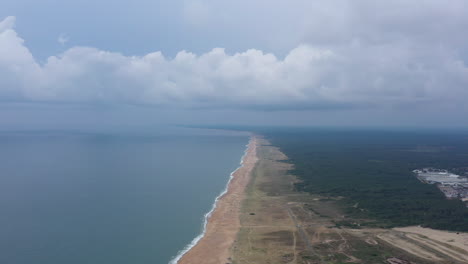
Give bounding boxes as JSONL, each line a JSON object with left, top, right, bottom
{"left": 168, "top": 136, "right": 253, "bottom": 264}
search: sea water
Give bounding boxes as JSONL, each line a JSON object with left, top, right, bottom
{"left": 0, "top": 129, "right": 249, "bottom": 264}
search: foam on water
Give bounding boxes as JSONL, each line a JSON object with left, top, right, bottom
{"left": 168, "top": 137, "right": 252, "bottom": 264}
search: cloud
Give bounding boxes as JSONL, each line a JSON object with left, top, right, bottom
{"left": 0, "top": 16, "right": 15, "bottom": 32}
{"left": 57, "top": 34, "right": 69, "bottom": 45}
{"left": 1, "top": 1, "right": 468, "bottom": 114}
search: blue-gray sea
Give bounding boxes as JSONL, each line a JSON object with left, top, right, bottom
{"left": 0, "top": 128, "right": 249, "bottom": 264}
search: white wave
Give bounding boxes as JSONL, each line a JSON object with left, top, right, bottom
{"left": 168, "top": 137, "right": 252, "bottom": 264}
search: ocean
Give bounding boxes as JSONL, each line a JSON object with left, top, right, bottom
{"left": 0, "top": 129, "right": 249, "bottom": 264}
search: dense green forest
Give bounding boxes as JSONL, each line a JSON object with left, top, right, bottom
{"left": 262, "top": 128, "right": 468, "bottom": 231}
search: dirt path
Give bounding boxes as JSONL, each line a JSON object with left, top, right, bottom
{"left": 285, "top": 203, "right": 314, "bottom": 252}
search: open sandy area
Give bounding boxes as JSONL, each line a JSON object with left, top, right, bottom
{"left": 394, "top": 226, "right": 468, "bottom": 252}
{"left": 389, "top": 226, "right": 468, "bottom": 262}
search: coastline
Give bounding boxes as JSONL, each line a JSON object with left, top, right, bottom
{"left": 170, "top": 135, "right": 258, "bottom": 264}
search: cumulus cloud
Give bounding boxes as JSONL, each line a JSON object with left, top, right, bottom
{"left": 1, "top": 0, "right": 468, "bottom": 113}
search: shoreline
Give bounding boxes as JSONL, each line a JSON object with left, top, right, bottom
{"left": 170, "top": 135, "right": 258, "bottom": 264}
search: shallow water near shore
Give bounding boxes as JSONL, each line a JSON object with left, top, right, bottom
{"left": 0, "top": 129, "right": 248, "bottom": 264}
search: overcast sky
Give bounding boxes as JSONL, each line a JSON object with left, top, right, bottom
{"left": 1, "top": 0, "right": 468, "bottom": 131}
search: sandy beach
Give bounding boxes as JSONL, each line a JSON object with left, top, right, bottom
{"left": 177, "top": 136, "right": 258, "bottom": 264}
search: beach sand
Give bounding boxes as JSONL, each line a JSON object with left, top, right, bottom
{"left": 177, "top": 136, "right": 258, "bottom": 264}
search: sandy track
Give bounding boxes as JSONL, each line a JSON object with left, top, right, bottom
{"left": 394, "top": 226, "right": 468, "bottom": 253}
{"left": 377, "top": 232, "right": 443, "bottom": 261}
{"left": 178, "top": 136, "right": 258, "bottom": 264}
{"left": 394, "top": 226, "right": 468, "bottom": 262}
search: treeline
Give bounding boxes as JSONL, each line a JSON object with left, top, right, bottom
{"left": 263, "top": 129, "right": 468, "bottom": 231}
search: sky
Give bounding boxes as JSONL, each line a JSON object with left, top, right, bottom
{"left": 1, "top": 0, "right": 468, "bottom": 131}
